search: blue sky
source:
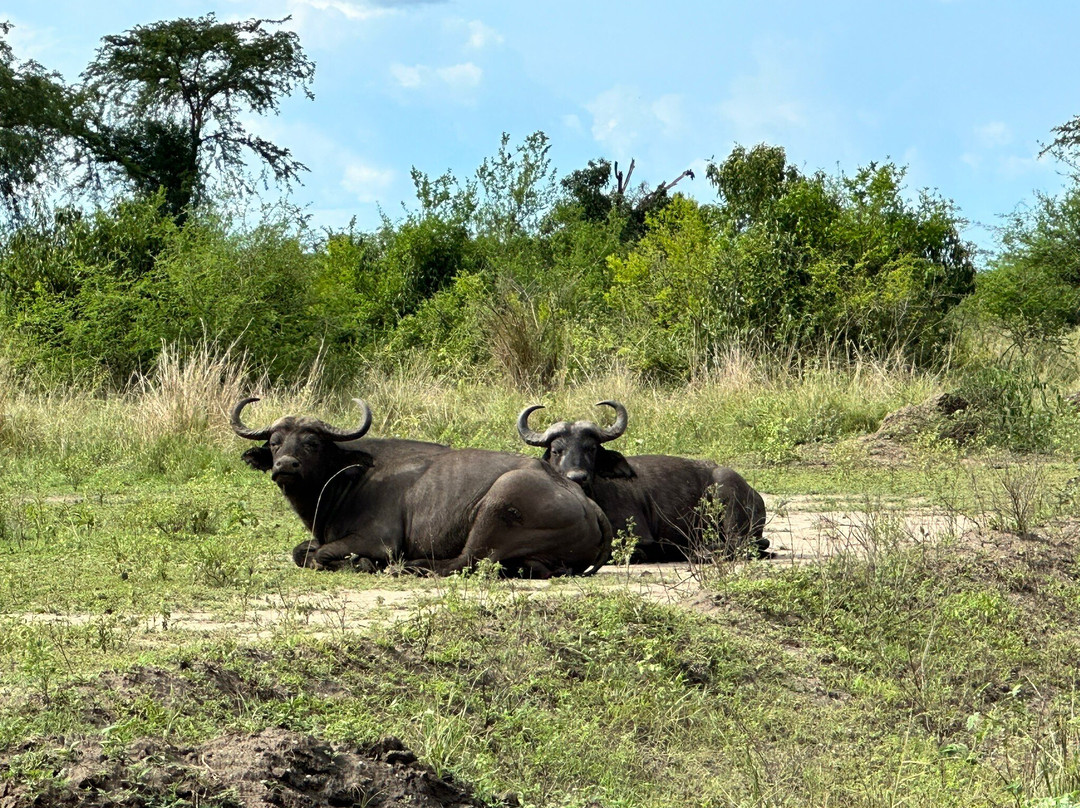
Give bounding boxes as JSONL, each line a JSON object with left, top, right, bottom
{"left": 2, "top": 0, "right": 1077, "bottom": 261}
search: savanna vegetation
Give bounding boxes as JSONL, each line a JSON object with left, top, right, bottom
{"left": 4, "top": 12, "right": 1080, "bottom": 808}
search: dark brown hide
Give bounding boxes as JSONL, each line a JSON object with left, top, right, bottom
{"left": 234, "top": 399, "right": 612, "bottom": 577}
{"left": 518, "top": 403, "right": 768, "bottom": 561}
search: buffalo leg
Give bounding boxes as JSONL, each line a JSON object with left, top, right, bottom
{"left": 298, "top": 537, "right": 384, "bottom": 572}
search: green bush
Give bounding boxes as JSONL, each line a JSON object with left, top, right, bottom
{"left": 605, "top": 149, "right": 975, "bottom": 377}
{"left": 952, "top": 357, "right": 1064, "bottom": 452}
{"left": 969, "top": 187, "right": 1080, "bottom": 353}
{"left": 0, "top": 135, "right": 983, "bottom": 388}
{"left": 0, "top": 197, "right": 177, "bottom": 382}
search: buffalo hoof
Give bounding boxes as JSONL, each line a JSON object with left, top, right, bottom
{"left": 292, "top": 540, "right": 319, "bottom": 568}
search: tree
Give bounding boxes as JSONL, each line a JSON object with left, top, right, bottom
{"left": 78, "top": 14, "right": 315, "bottom": 220}
{"left": 972, "top": 186, "right": 1080, "bottom": 352}
{"left": 606, "top": 144, "right": 977, "bottom": 369}
{"left": 705, "top": 143, "right": 799, "bottom": 232}
{"left": 1041, "top": 113, "right": 1080, "bottom": 176}
{"left": 558, "top": 157, "right": 695, "bottom": 241}
{"left": 0, "top": 23, "right": 76, "bottom": 218}
{"left": 474, "top": 132, "right": 559, "bottom": 240}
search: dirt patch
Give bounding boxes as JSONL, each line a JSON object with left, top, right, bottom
{"left": 5, "top": 496, "right": 983, "bottom": 639}
{"left": 761, "top": 493, "right": 978, "bottom": 564}
{"left": 4, "top": 728, "right": 503, "bottom": 808}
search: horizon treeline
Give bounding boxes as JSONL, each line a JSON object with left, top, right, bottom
{"left": 4, "top": 15, "right": 1080, "bottom": 399}
{"left": 0, "top": 129, "right": 1078, "bottom": 395}
{"left": 0, "top": 133, "right": 1004, "bottom": 387}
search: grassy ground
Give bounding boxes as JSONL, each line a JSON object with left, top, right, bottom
{"left": 3, "top": 346, "right": 1080, "bottom": 806}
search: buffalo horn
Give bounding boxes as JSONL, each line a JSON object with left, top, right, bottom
{"left": 230, "top": 397, "right": 273, "bottom": 441}
{"left": 595, "top": 400, "right": 628, "bottom": 443}
{"left": 317, "top": 398, "right": 373, "bottom": 442}
{"left": 517, "top": 404, "right": 554, "bottom": 447}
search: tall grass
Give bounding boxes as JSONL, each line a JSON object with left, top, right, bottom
{"left": 0, "top": 335, "right": 1071, "bottom": 476}
{"left": 129, "top": 339, "right": 254, "bottom": 442}
{"left": 0, "top": 338, "right": 969, "bottom": 462}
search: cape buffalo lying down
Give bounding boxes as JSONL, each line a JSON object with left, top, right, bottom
{"left": 233, "top": 398, "right": 612, "bottom": 577}
{"left": 518, "top": 401, "right": 768, "bottom": 562}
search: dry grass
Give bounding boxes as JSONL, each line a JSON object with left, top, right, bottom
{"left": 484, "top": 288, "right": 566, "bottom": 392}
{"left": 129, "top": 340, "right": 254, "bottom": 442}
{"left": 0, "top": 337, "right": 962, "bottom": 465}
{"left": 124, "top": 340, "right": 339, "bottom": 446}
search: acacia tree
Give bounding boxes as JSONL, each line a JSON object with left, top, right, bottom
{"left": 0, "top": 22, "right": 76, "bottom": 218}
{"left": 78, "top": 14, "right": 315, "bottom": 220}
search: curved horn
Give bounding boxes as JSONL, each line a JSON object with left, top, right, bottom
{"left": 595, "top": 400, "right": 628, "bottom": 443}
{"left": 316, "top": 398, "right": 373, "bottom": 442}
{"left": 230, "top": 397, "right": 273, "bottom": 441}
{"left": 517, "top": 404, "right": 555, "bottom": 447}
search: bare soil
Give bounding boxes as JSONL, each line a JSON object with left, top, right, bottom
{"left": 3, "top": 729, "right": 503, "bottom": 807}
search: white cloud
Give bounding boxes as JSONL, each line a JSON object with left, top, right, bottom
{"left": 720, "top": 80, "right": 806, "bottom": 135}
{"left": 3, "top": 18, "right": 57, "bottom": 62}
{"left": 289, "top": 0, "right": 395, "bottom": 23}
{"left": 341, "top": 160, "right": 395, "bottom": 202}
{"left": 240, "top": 115, "right": 393, "bottom": 205}
{"left": 585, "top": 85, "right": 686, "bottom": 158}
{"left": 390, "top": 61, "right": 482, "bottom": 92}
{"left": 435, "top": 62, "right": 482, "bottom": 89}
{"left": 961, "top": 149, "right": 1050, "bottom": 180}
{"left": 962, "top": 122, "right": 1049, "bottom": 179}
{"left": 464, "top": 20, "right": 503, "bottom": 50}
{"left": 282, "top": 0, "right": 396, "bottom": 49}
{"left": 718, "top": 38, "right": 814, "bottom": 142}
{"left": 390, "top": 63, "right": 424, "bottom": 88}
{"left": 974, "top": 121, "right": 1012, "bottom": 148}
{"left": 998, "top": 153, "right": 1047, "bottom": 179}
{"left": 651, "top": 94, "right": 684, "bottom": 138}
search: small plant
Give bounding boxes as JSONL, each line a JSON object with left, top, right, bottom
{"left": 191, "top": 539, "right": 251, "bottom": 588}
{"left": 969, "top": 460, "right": 1052, "bottom": 538}
{"left": 995, "top": 462, "right": 1049, "bottom": 538}
{"left": 684, "top": 494, "right": 737, "bottom": 584}
{"left": 19, "top": 632, "right": 59, "bottom": 705}
{"left": 609, "top": 518, "right": 640, "bottom": 570}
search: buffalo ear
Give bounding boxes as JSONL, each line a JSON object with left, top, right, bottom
{"left": 241, "top": 445, "right": 273, "bottom": 472}
{"left": 341, "top": 450, "right": 374, "bottom": 474}
{"left": 595, "top": 447, "right": 636, "bottom": 479}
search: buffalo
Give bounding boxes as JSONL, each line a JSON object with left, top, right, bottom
{"left": 517, "top": 401, "right": 768, "bottom": 562}
{"left": 232, "top": 397, "right": 612, "bottom": 577}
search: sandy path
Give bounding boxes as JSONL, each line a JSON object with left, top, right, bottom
{"left": 14, "top": 495, "right": 978, "bottom": 640}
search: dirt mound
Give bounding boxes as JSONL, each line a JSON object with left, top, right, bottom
{"left": 5, "top": 728, "right": 501, "bottom": 808}
{"left": 873, "top": 392, "right": 973, "bottom": 445}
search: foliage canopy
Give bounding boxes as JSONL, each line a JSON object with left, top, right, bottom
{"left": 78, "top": 14, "right": 315, "bottom": 219}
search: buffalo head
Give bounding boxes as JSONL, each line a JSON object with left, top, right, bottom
{"left": 517, "top": 400, "right": 635, "bottom": 489}
{"left": 231, "top": 397, "right": 373, "bottom": 492}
